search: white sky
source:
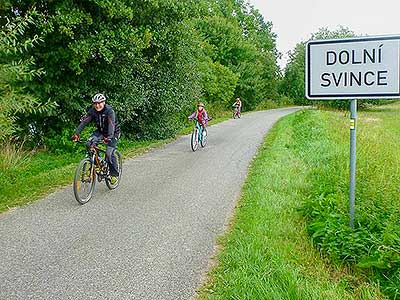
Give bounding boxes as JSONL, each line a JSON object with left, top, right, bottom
{"left": 248, "top": 0, "right": 400, "bottom": 68}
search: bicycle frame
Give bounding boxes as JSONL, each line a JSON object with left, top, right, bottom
{"left": 73, "top": 140, "right": 122, "bottom": 204}
{"left": 80, "top": 142, "right": 109, "bottom": 182}
{"left": 195, "top": 121, "right": 204, "bottom": 142}
{"left": 190, "top": 117, "right": 208, "bottom": 151}
{"left": 233, "top": 106, "right": 240, "bottom": 117}
{"left": 94, "top": 147, "right": 109, "bottom": 179}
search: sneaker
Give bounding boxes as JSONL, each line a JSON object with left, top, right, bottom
{"left": 110, "top": 176, "right": 118, "bottom": 185}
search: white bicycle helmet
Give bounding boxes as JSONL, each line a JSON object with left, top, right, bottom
{"left": 92, "top": 93, "right": 106, "bottom": 103}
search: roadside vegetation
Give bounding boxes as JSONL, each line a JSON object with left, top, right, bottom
{"left": 199, "top": 103, "right": 400, "bottom": 299}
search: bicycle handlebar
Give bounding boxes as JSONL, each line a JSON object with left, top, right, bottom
{"left": 73, "top": 140, "right": 108, "bottom": 153}
{"left": 190, "top": 117, "right": 212, "bottom": 122}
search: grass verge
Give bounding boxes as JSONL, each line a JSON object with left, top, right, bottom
{"left": 299, "top": 104, "right": 400, "bottom": 298}
{"left": 198, "top": 108, "right": 387, "bottom": 299}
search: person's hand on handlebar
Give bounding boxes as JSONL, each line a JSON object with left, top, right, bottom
{"left": 103, "top": 137, "right": 110, "bottom": 145}
{"left": 72, "top": 133, "right": 79, "bottom": 142}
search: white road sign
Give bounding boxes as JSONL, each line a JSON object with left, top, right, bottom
{"left": 306, "top": 35, "right": 400, "bottom": 99}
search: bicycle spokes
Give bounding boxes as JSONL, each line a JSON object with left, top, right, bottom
{"left": 191, "top": 128, "right": 199, "bottom": 151}
{"left": 73, "top": 142, "right": 122, "bottom": 204}
{"left": 73, "top": 158, "right": 96, "bottom": 204}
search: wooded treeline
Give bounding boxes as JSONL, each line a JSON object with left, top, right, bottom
{"left": 1, "top": 0, "right": 282, "bottom": 146}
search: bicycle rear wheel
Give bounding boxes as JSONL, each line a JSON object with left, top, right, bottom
{"left": 73, "top": 158, "right": 96, "bottom": 204}
{"left": 191, "top": 129, "right": 199, "bottom": 151}
{"left": 106, "top": 150, "right": 122, "bottom": 190}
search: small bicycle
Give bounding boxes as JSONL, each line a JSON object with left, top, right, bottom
{"left": 190, "top": 118, "right": 208, "bottom": 152}
{"left": 232, "top": 106, "right": 241, "bottom": 119}
{"left": 73, "top": 141, "right": 122, "bottom": 204}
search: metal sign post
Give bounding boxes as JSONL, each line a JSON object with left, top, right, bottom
{"left": 349, "top": 99, "right": 357, "bottom": 228}
{"left": 305, "top": 35, "right": 400, "bottom": 228}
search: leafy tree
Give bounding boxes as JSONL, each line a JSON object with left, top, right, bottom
{"left": 1, "top": 0, "right": 281, "bottom": 145}
{"left": 1, "top": 0, "right": 205, "bottom": 141}
{"left": 280, "top": 42, "right": 308, "bottom": 105}
{"left": 195, "top": 0, "right": 280, "bottom": 110}
{"left": 282, "top": 26, "right": 356, "bottom": 107}
{"left": 0, "top": 8, "right": 53, "bottom": 142}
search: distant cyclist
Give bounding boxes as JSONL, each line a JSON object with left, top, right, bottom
{"left": 188, "top": 102, "right": 209, "bottom": 127}
{"left": 72, "top": 93, "right": 121, "bottom": 181}
{"left": 232, "top": 97, "right": 242, "bottom": 114}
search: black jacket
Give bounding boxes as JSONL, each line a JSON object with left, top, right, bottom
{"left": 76, "top": 104, "right": 121, "bottom": 138}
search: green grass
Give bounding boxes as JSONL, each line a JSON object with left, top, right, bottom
{"left": 0, "top": 145, "right": 77, "bottom": 211}
{"left": 298, "top": 104, "right": 400, "bottom": 298}
{"left": 198, "top": 107, "right": 389, "bottom": 299}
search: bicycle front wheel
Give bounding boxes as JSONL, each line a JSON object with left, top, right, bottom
{"left": 106, "top": 150, "right": 122, "bottom": 190}
{"left": 200, "top": 128, "right": 208, "bottom": 147}
{"left": 191, "top": 129, "right": 199, "bottom": 152}
{"left": 73, "top": 158, "right": 96, "bottom": 204}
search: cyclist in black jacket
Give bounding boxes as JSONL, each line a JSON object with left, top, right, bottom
{"left": 72, "top": 93, "right": 121, "bottom": 179}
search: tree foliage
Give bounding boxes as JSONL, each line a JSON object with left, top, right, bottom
{"left": 281, "top": 26, "right": 357, "bottom": 108}
{"left": 1, "top": 0, "right": 280, "bottom": 144}
{"left": 0, "top": 8, "right": 54, "bottom": 142}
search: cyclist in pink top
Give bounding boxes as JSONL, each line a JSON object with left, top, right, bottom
{"left": 188, "top": 102, "right": 209, "bottom": 126}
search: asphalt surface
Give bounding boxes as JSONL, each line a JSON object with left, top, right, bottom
{"left": 0, "top": 107, "right": 301, "bottom": 300}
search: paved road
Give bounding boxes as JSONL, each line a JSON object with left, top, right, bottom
{"left": 0, "top": 107, "right": 301, "bottom": 300}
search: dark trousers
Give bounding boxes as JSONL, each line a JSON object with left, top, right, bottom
{"left": 87, "top": 131, "right": 119, "bottom": 177}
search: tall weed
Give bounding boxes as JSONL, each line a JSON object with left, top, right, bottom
{"left": 0, "top": 142, "right": 32, "bottom": 173}
{"left": 295, "top": 107, "right": 400, "bottom": 299}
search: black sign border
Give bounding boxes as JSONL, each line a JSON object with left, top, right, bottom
{"left": 306, "top": 35, "right": 400, "bottom": 100}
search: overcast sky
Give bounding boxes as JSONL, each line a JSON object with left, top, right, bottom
{"left": 248, "top": 0, "right": 400, "bottom": 67}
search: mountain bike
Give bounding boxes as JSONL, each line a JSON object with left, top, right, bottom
{"left": 190, "top": 118, "right": 208, "bottom": 151}
{"left": 232, "top": 106, "right": 241, "bottom": 119}
{"left": 73, "top": 141, "right": 122, "bottom": 204}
